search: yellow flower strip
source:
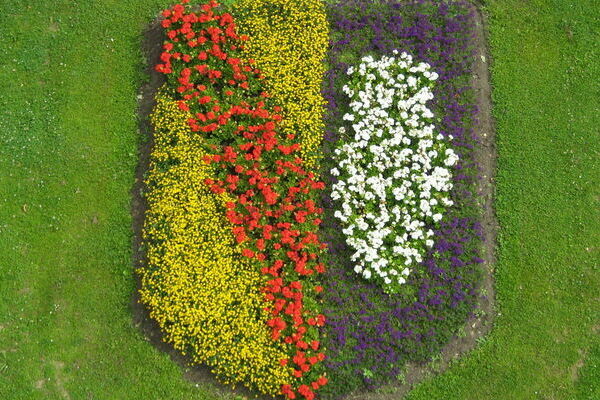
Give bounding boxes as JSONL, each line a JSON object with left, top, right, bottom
{"left": 138, "top": 92, "right": 292, "bottom": 395}
{"left": 233, "top": 0, "right": 329, "bottom": 168}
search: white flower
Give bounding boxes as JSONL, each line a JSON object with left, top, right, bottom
{"left": 330, "top": 53, "right": 457, "bottom": 292}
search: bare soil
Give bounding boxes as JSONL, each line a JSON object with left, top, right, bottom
{"left": 130, "top": 2, "right": 498, "bottom": 399}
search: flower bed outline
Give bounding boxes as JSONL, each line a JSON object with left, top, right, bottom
{"left": 131, "top": 1, "right": 497, "bottom": 399}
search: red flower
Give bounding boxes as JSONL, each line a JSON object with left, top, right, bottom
{"left": 241, "top": 248, "right": 254, "bottom": 258}
{"left": 297, "top": 385, "right": 314, "bottom": 400}
{"left": 294, "top": 211, "right": 307, "bottom": 223}
{"left": 154, "top": 3, "right": 329, "bottom": 395}
{"left": 201, "top": 123, "right": 218, "bottom": 132}
{"left": 290, "top": 281, "right": 302, "bottom": 290}
{"left": 293, "top": 352, "right": 306, "bottom": 366}
{"left": 199, "top": 95, "right": 212, "bottom": 104}
{"left": 281, "top": 385, "right": 296, "bottom": 399}
{"left": 296, "top": 340, "right": 309, "bottom": 350}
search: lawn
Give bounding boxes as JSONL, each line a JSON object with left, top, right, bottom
{"left": 0, "top": 0, "right": 235, "bottom": 399}
{"left": 0, "top": 0, "right": 597, "bottom": 399}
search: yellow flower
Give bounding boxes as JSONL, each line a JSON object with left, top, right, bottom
{"left": 138, "top": 92, "right": 292, "bottom": 396}
{"left": 233, "top": 0, "right": 329, "bottom": 169}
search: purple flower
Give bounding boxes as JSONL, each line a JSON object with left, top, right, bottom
{"left": 318, "top": 1, "right": 484, "bottom": 398}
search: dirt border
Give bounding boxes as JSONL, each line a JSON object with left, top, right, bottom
{"left": 130, "top": 2, "right": 498, "bottom": 399}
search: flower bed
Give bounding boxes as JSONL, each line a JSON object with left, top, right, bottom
{"left": 232, "top": 0, "right": 329, "bottom": 168}
{"left": 139, "top": 93, "right": 290, "bottom": 393}
{"left": 138, "top": 1, "right": 485, "bottom": 399}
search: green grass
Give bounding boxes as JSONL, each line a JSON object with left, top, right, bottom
{"left": 0, "top": 1, "right": 237, "bottom": 399}
{"left": 0, "top": 0, "right": 597, "bottom": 399}
{"left": 405, "top": 0, "right": 600, "bottom": 399}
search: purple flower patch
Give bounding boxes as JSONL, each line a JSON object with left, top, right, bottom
{"left": 319, "top": 1, "right": 484, "bottom": 397}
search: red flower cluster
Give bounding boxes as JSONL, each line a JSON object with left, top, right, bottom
{"left": 155, "top": 2, "right": 327, "bottom": 399}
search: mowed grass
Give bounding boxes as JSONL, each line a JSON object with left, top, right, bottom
{"left": 0, "top": 1, "right": 237, "bottom": 399}
{"left": 0, "top": 1, "right": 598, "bottom": 400}
{"left": 405, "top": 0, "right": 600, "bottom": 399}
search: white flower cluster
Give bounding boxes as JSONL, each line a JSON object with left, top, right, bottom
{"left": 331, "top": 51, "right": 458, "bottom": 293}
